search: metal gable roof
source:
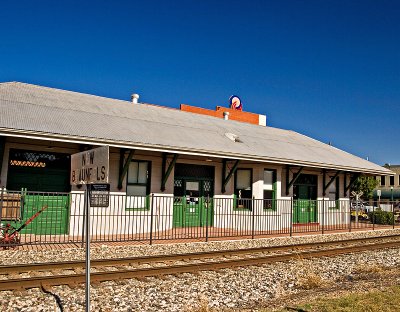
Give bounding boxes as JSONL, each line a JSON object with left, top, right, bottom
{"left": 0, "top": 82, "right": 392, "bottom": 175}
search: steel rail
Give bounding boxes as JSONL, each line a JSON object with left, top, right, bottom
{"left": 1, "top": 238, "right": 400, "bottom": 291}
{"left": 1, "top": 234, "right": 400, "bottom": 274}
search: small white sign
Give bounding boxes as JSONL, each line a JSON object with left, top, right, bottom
{"left": 377, "top": 189, "right": 382, "bottom": 197}
{"left": 70, "top": 146, "right": 109, "bottom": 185}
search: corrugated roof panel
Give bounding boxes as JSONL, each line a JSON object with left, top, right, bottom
{"left": 0, "top": 82, "right": 391, "bottom": 175}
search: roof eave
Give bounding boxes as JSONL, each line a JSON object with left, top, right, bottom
{"left": 0, "top": 128, "right": 392, "bottom": 176}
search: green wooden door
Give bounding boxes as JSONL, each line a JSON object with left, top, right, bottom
{"left": 10, "top": 194, "right": 70, "bottom": 235}
{"left": 22, "top": 194, "right": 70, "bottom": 234}
{"left": 293, "top": 185, "right": 317, "bottom": 223}
{"left": 173, "top": 180, "right": 213, "bottom": 227}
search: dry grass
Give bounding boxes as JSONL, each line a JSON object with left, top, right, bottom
{"left": 278, "top": 285, "right": 400, "bottom": 312}
{"left": 265, "top": 264, "right": 400, "bottom": 312}
{"left": 297, "top": 271, "right": 325, "bottom": 290}
{"left": 188, "top": 263, "right": 400, "bottom": 312}
{"left": 294, "top": 254, "right": 328, "bottom": 290}
{"left": 353, "top": 263, "right": 385, "bottom": 274}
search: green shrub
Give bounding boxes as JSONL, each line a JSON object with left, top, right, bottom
{"left": 368, "top": 209, "right": 394, "bottom": 225}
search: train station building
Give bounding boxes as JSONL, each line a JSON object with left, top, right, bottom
{"left": 0, "top": 82, "right": 392, "bottom": 239}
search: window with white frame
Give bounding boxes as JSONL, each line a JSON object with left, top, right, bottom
{"left": 234, "top": 169, "right": 252, "bottom": 209}
{"left": 327, "top": 177, "right": 339, "bottom": 208}
{"left": 126, "top": 161, "right": 151, "bottom": 209}
{"left": 263, "top": 169, "right": 276, "bottom": 209}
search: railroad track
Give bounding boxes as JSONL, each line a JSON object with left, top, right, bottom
{"left": 1, "top": 234, "right": 400, "bottom": 291}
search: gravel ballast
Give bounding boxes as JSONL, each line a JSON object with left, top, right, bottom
{"left": 1, "top": 229, "right": 400, "bottom": 311}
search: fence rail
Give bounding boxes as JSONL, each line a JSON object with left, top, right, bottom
{"left": 1, "top": 190, "right": 399, "bottom": 248}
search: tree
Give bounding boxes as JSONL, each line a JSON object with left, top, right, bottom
{"left": 351, "top": 176, "right": 379, "bottom": 199}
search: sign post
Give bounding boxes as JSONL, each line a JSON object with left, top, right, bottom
{"left": 351, "top": 190, "right": 363, "bottom": 225}
{"left": 84, "top": 186, "right": 90, "bottom": 312}
{"left": 71, "top": 146, "right": 109, "bottom": 312}
{"left": 377, "top": 189, "right": 381, "bottom": 208}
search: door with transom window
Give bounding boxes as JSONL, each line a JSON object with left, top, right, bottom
{"left": 293, "top": 174, "right": 318, "bottom": 223}
{"left": 173, "top": 164, "right": 214, "bottom": 227}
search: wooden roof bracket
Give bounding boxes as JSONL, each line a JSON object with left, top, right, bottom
{"left": 79, "top": 144, "right": 93, "bottom": 152}
{"left": 344, "top": 173, "right": 361, "bottom": 196}
{"left": 161, "top": 153, "right": 179, "bottom": 192}
{"left": 286, "top": 165, "right": 304, "bottom": 195}
{"left": 323, "top": 170, "right": 342, "bottom": 196}
{"left": 118, "top": 149, "right": 135, "bottom": 190}
{"left": 221, "top": 159, "right": 240, "bottom": 193}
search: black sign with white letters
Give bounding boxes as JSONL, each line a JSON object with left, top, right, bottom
{"left": 89, "top": 184, "right": 110, "bottom": 207}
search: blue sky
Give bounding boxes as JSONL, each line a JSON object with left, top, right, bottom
{"left": 0, "top": 0, "right": 398, "bottom": 165}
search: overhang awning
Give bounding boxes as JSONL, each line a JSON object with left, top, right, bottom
{"left": 373, "top": 189, "right": 400, "bottom": 199}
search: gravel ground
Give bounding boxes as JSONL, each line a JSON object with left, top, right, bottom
{"left": 2, "top": 228, "right": 400, "bottom": 265}
{"left": 1, "top": 229, "right": 400, "bottom": 311}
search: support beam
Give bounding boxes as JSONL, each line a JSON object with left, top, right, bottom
{"left": 221, "top": 159, "right": 227, "bottom": 193}
{"left": 344, "top": 173, "right": 347, "bottom": 197}
{"left": 286, "top": 165, "right": 290, "bottom": 196}
{"left": 323, "top": 170, "right": 342, "bottom": 196}
{"left": 345, "top": 173, "right": 360, "bottom": 195}
{"left": 161, "top": 154, "right": 178, "bottom": 192}
{"left": 161, "top": 153, "right": 167, "bottom": 190}
{"left": 286, "top": 166, "right": 304, "bottom": 195}
{"left": 221, "top": 159, "right": 240, "bottom": 193}
{"left": 0, "top": 136, "right": 5, "bottom": 185}
{"left": 117, "top": 148, "right": 126, "bottom": 190}
{"left": 118, "top": 149, "right": 135, "bottom": 190}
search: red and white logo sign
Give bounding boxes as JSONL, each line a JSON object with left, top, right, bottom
{"left": 229, "top": 95, "right": 242, "bottom": 111}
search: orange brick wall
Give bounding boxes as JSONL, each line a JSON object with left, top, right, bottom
{"left": 180, "top": 104, "right": 220, "bottom": 118}
{"left": 180, "top": 104, "right": 265, "bottom": 125}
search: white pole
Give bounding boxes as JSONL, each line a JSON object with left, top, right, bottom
{"left": 355, "top": 194, "right": 359, "bottom": 224}
{"left": 85, "top": 185, "right": 91, "bottom": 312}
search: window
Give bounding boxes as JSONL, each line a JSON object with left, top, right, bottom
{"left": 263, "top": 169, "right": 276, "bottom": 209}
{"left": 381, "top": 176, "right": 386, "bottom": 186}
{"left": 327, "top": 178, "right": 337, "bottom": 201}
{"left": 327, "top": 182, "right": 335, "bottom": 200}
{"left": 390, "top": 176, "right": 395, "bottom": 186}
{"left": 126, "top": 161, "right": 151, "bottom": 209}
{"left": 234, "top": 169, "right": 252, "bottom": 209}
{"left": 327, "top": 177, "right": 340, "bottom": 208}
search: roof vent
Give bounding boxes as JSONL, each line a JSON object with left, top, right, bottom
{"left": 131, "top": 93, "right": 139, "bottom": 104}
{"left": 225, "top": 132, "right": 242, "bottom": 143}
